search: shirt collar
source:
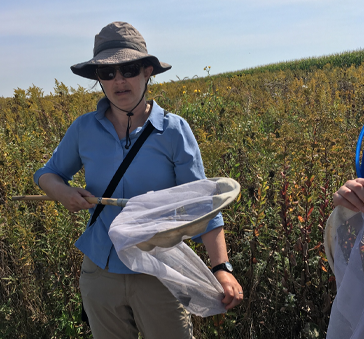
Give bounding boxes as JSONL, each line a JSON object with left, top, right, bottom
{"left": 146, "top": 100, "right": 165, "bottom": 132}
{"left": 94, "top": 97, "right": 165, "bottom": 132}
{"left": 95, "top": 97, "right": 110, "bottom": 120}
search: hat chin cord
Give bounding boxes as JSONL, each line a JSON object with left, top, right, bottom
{"left": 100, "top": 82, "right": 148, "bottom": 149}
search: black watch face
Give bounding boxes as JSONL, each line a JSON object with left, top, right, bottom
{"left": 225, "top": 262, "right": 233, "bottom": 272}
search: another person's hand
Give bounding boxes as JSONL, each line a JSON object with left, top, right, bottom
{"left": 333, "top": 178, "right": 364, "bottom": 212}
{"left": 214, "top": 270, "right": 243, "bottom": 310}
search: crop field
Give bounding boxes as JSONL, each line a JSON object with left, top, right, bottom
{"left": 1, "top": 50, "right": 364, "bottom": 338}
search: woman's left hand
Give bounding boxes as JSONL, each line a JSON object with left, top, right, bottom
{"left": 214, "top": 270, "right": 243, "bottom": 310}
{"left": 201, "top": 226, "right": 243, "bottom": 310}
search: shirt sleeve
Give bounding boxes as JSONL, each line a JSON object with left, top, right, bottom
{"left": 167, "top": 114, "right": 224, "bottom": 242}
{"left": 33, "top": 118, "right": 83, "bottom": 187}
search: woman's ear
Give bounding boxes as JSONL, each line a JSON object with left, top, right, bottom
{"left": 144, "top": 65, "right": 154, "bottom": 79}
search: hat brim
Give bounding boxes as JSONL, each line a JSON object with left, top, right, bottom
{"left": 135, "top": 177, "right": 241, "bottom": 251}
{"left": 71, "top": 48, "right": 171, "bottom": 80}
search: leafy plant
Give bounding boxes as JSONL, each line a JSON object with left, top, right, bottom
{"left": 1, "top": 52, "right": 364, "bottom": 338}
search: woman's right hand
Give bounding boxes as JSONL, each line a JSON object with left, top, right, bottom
{"left": 56, "top": 185, "right": 96, "bottom": 212}
{"left": 38, "top": 173, "right": 95, "bottom": 212}
{"left": 333, "top": 178, "right": 364, "bottom": 212}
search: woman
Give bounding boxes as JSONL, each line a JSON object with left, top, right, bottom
{"left": 34, "top": 22, "right": 243, "bottom": 339}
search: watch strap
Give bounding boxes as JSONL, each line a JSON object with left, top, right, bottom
{"left": 211, "top": 262, "right": 233, "bottom": 274}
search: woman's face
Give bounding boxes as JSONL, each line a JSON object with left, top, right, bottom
{"left": 98, "top": 62, "right": 153, "bottom": 111}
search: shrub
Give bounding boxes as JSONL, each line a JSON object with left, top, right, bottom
{"left": 1, "top": 55, "right": 364, "bottom": 338}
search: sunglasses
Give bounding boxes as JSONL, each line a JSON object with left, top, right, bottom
{"left": 96, "top": 63, "right": 143, "bottom": 80}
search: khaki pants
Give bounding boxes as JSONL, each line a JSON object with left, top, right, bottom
{"left": 79, "top": 255, "right": 194, "bottom": 339}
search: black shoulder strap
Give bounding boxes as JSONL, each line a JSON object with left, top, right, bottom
{"left": 89, "top": 121, "right": 155, "bottom": 226}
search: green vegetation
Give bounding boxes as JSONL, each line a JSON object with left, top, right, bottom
{"left": 221, "top": 49, "right": 364, "bottom": 76}
{"left": 1, "top": 51, "right": 364, "bottom": 338}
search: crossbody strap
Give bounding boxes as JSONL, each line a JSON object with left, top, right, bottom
{"left": 89, "top": 120, "right": 155, "bottom": 226}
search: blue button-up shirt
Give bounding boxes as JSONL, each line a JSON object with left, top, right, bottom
{"left": 34, "top": 98, "right": 223, "bottom": 273}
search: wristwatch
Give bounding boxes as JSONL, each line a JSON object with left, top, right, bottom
{"left": 211, "top": 262, "right": 233, "bottom": 274}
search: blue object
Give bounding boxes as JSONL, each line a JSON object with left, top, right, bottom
{"left": 355, "top": 125, "right": 364, "bottom": 178}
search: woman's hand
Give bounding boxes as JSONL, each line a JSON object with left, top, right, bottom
{"left": 202, "top": 227, "right": 243, "bottom": 310}
{"left": 333, "top": 178, "right": 364, "bottom": 212}
{"left": 214, "top": 270, "right": 243, "bottom": 310}
{"left": 39, "top": 173, "right": 95, "bottom": 212}
{"left": 55, "top": 185, "right": 95, "bottom": 212}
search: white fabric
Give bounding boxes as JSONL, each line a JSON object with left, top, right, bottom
{"left": 325, "top": 208, "right": 364, "bottom": 339}
{"left": 324, "top": 205, "right": 358, "bottom": 273}
{"left": 108, "top": 179, "right": 227, "bottom": 317}
{"left": 116, "top": 243, "right": 226, "bottom": 317}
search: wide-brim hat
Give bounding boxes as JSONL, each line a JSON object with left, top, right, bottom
{"left": 71, "top": 22, "right": 172, "bottom": 80}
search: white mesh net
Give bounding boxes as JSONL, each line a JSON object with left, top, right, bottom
{"left": 108, "top": 179, "right": 234, "bottom": 317}
{"left": 116, "top": 243, "right": 226, "bottom": 317}
{"left": 325, "top": 207, "right": 364, "bottom": 338}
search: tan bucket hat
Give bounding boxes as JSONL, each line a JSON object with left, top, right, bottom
{"left": 71, "top": 21, "right": 172, "bottom": 80}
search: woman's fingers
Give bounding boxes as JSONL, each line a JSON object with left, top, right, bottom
{"left": 214, "top": 271, "right": 243, "bottom": 310}
{"left": 60, "top": 187, "right": 95, "bottom": 212}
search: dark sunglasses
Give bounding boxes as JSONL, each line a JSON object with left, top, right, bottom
{"left": 96, "top": 63, "right": 143, "bottom": 80}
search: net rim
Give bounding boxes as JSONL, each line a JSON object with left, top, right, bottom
{"left": 136, "top": 177, "right": 240, "bottom": 251}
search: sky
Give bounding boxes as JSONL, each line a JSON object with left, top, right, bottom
{"left": 1, "top": 0, "right": 363, "bottom": 98}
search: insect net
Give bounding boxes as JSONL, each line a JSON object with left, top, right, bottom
{"left": 108, "top": 179, "right": 228, "bottom": 317}
{"left": 325, "top": 206, "right": 364, "bottom": 339}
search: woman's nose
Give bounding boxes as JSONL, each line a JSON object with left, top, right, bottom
{"left": 114, "top": 69, "right": 126, "bottom": 81}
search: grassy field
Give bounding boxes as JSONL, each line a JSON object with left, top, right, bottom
{"left": 1, "top": 50, "right": 364, "bottom": 338}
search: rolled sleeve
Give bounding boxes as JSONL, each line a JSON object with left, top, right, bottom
{"left": 191, "top": 213, "right": 224, "bottom": 243}
{"left": 168, "top": 116, "right": 206, "bottom": 185}
{"left": 166, "top": 115, "right": 224, "bottom": 241}
{"left": 34, "top": 119, "right": 83, "bottom": 187}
